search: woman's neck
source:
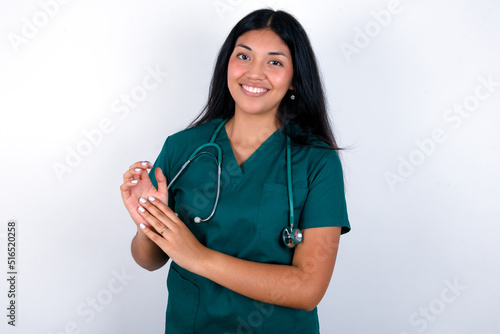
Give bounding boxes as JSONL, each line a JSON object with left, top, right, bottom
{"left": 224, "top": 113, "right": 279, "bottom": 166}
{"left": 225, "top": 113, "right": 279, "bottom": 147}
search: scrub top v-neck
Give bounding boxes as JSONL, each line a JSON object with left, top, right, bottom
{"left": 149, "top": 118, "right": 350, "bottom": 334}
{"left": 217, "top": 123, "right": 283, "bottom": 182}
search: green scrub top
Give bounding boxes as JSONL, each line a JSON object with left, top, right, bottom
{"left": 150, "top": 118, "right": 350, "bottom": 333}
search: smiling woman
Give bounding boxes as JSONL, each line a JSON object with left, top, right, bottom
{"left": 226, "top": 29, "right": 295, "bottom": 165}
{"left": 120, "top": 8, "right": 350, "bottom": 334}
{"left": 228, "top": 29, "right": 294, "bottom": 121}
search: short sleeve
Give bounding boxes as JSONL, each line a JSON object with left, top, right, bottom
{"left": 299, "top": 149, "right": 350, "bottom": 234}
{"left": 149, "top": 136, "right": 175, "bottom": 210}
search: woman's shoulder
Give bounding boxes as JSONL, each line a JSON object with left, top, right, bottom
{"left": 298, "top": 143, "right": 342, "bottom": 170}
{"left": 156, "top": 119, "right": 224, "bottom": 174}
{"left": 291, "top": 135, "right": 343, "bottom": 178}
{"left": 288, "top": 124, "right": 339, "bottom": 161}
{"left": 167, "top": 118, "right": 222, "bottom": 144}
{"left": 163, "top": 119, "right": 224, "bottom": 156}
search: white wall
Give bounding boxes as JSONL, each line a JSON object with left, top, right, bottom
{"left": 1, "top": 0, "right": 499, "bottom": 333}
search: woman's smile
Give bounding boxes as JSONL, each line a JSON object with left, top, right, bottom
{"left": 240, "top": 83, "right": 270, "bottom": 96}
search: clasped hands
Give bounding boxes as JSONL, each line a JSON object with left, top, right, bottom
{"left": 120, "top": 161, "right": 208, "bottom": 273}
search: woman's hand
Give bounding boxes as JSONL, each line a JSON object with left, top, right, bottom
{"left": 122, "top": 161, "right": 170, "bottom": 271}
{"left": 137, "top": 195, "right": 208, "bottom": 273}
{"left": 120, "top": 161, "right": 168, "bottom": 229}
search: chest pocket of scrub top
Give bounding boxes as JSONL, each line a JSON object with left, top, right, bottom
{"left": 165, "top": 266, "right": 199, "bottom": 333}
{"left": 257, "top": 183, "right": 308, "bottom": 253}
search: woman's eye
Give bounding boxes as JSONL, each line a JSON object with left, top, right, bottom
{"left": 269, "top": 60, "right": 282, "bottom": 66}
{"left": 237, "top": 54, "right": 249, "bottom": 60}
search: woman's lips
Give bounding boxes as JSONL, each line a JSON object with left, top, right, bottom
{"left": 240, "top": 84, "right": 269, "bottom": 96}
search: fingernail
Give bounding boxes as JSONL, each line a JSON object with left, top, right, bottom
{"left": 138, "top": 206, "right": 145, "bottom": 213}
{"left": 148, "top": 162, "right": 153, "bottom": 167}
{"left": 131, "top": 180, "right": 138, "bottom": 184}
{"left": 140, "top": 223, "right": 146, "bottom": 229}
{"left": 135, "top": 168, "right": 142, "bottom": 172}
{"left": 148, "top": 196, "right": 155, "bottom": 201}
{"left": 139, "top": 197, "right": 146, "bottom": 204}
{"left": 141, "top": 162, "right": 148, "bottom": 166}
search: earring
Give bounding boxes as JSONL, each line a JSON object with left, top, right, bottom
{"left": 290, "top": 94, "right": 296, "bottom": 100}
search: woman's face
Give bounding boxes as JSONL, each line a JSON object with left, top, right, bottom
{"left": 227, "top": 29, "right": 294, "bottom": 119}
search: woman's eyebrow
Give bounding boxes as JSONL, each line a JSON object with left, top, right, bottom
{"left": 235, "top": 43, "right": 288, "bottom": 58}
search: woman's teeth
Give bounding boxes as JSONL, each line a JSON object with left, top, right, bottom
{"left": 242, "top": 85, "right": 268, "bottom": 93}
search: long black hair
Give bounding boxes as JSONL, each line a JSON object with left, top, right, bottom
{"left": 189, "top": 9, "right": 340, "bottom": 150}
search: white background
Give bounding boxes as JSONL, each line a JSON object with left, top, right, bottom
{"left": 1, "top": 0, "right": 499, "bottom": 333}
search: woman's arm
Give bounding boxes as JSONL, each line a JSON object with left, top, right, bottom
{"left": 137, "top": 195, "right": 341, "bottom": 311}
{"left": 131, "top": 230, "right": 169, "bottom": 271}
{"left": 120, "top": 163, "right": 170, "bottom": 271}
{"left": 201, "top": 226, "right": 341, "bottom": 311}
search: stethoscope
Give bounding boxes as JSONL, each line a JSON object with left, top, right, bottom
{"left": 167, "top": 119, "right": 303, "bottom": 248}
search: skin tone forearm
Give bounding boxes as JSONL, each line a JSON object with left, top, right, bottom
{"left": 131, "top": 229, "right": 169, "bottom": 271}
{"left": 198, "top": 227, "right": 340, "bottom": 311}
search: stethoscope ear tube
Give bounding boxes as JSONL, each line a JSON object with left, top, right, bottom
{"left": 195, "top": 163, "right": 222, "bottom": 223}
{"left": 167, "top": 160, "right": 191, "bottom": 190}
{"left": 167, "top": 119, "right": 229, "bottom": 223}
{"left": 168, "top": 152, "right": 221, "bottom": 223}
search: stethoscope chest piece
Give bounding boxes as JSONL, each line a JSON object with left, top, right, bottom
{"left": 282, "top": 226, "right": 303, "bottom": 248}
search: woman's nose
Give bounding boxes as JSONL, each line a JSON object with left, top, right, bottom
{"left": 246, "top": 61, "right": 266, "bottom": 80}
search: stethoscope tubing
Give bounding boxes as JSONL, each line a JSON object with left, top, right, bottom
{"left": 165, "top": 118, "right": 299, "bottom": 246}
{"left": 168, "top": 119, "right": 229, "bottom": 191}
{"left": 286, "top": 135, "right": 295, "bottom": 231}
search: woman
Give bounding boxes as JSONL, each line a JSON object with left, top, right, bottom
{"left": 120, "top": 9, "right": 350, "bottom": 333}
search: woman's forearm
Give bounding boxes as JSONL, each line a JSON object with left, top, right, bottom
{"left": 197, "top": 227, "right": 340, "bottom": 311}
{"left": 131, "top": 229, "right": 169, "bottom": 271}
{"left": 200, "top": 250, "right": 315, "bottom": 310}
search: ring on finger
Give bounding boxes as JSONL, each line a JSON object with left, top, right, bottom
{"left": 160, "top": 226, "right": 167, "bottom": 235}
